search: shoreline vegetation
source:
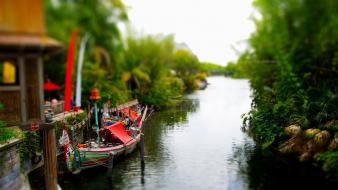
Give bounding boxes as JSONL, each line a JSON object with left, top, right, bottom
{"left": 0, "top": 0, "right": 226, "bottom": 167}
{"left": 0, "top": 0, "right": 228, "bottom": 166}
{"left": 43, "top": 0, "right": 225, "bottom": 110}
{"left": 229, "top": 0, "right": 338, "bottom": 181}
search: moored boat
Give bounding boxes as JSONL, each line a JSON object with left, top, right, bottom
{"left": 61, "top": 101, "right": 149, "bottom": 174}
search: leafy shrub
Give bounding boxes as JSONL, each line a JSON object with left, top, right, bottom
{"left": 0, "top": 104, "right": 23, "bottom": 144}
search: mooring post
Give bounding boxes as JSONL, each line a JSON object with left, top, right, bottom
{"left": 107, "top": 154, "right": 114, "bottom": 177}
{"left": 139, "top": 106, "right": 148, "bottom": 164}
{"left": 141, "top": 157, "right": 145, "bottom": 184}
{"left": 139, "top": 135, "right": 145, "bottom": 164}
{"left": 41, "top": 122, "right": 57, "bottom": 190}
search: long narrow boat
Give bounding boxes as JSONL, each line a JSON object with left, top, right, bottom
{"left": 63, "top": 104, "right": 148, "bottom": 173}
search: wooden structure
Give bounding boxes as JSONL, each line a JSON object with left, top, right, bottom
{"left": 41, "top": 122, "right": 58, "bottom": 190}
{"left": 0, "top": 0, "right": 62, "bottom": 125}
{"left": 0, "top": 1, "right": 62, "bottom": 190}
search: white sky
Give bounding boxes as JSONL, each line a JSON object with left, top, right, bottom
{"left": 122, "top": 0, "right": 256, "bottom": 66}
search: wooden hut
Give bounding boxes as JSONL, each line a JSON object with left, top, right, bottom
{"left": 0, "top": 0, "right": 62, "bottom": 125}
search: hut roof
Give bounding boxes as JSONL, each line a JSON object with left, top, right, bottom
{"left": 0, "top": 0, "right": 62, "bottom": 52}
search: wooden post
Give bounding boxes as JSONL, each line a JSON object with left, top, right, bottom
{"left": 139, "top": 136, "right": 145, "bottom": 164}
{"left": 37, "top": 57, "right": 44, "bottom": 121}
{"left": 18, "top": 56, "right": 27, "bottom": 123}
{"left": 139, "top": 106, "right": 147, "bottom": 164}
{"left": 106, "top": 154, "right": 114, "bottom": 177}
{"left": 140, "top": 158, "right": 145, "bottom": 184}
{"left": 41, "top": 122, "right": 57, "bottom": 190}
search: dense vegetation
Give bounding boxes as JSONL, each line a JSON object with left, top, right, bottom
{"left": 199, "top": 62, "right": 225, "bottom": 73}
{"left": 43, "top": 0, "right": 219, "bottom": 108}
{"left": 224, "top": 52, "right": 251, "bottom": 78}
{"left": 0, "top": 0, "right": 223, "bottom": 145}
{"left": 241, "top": 0, "right": 338, "bottom": 179}
{"left": 0, "top": 103, "right": 22, "bottom": 143}
{"left": 121, "top": 35, "right": 184, "bottom": 106}
{"left": 44, "top": 0, "right": 130, "bottom": 105}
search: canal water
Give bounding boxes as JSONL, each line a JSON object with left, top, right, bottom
{"left": 54, "top": 76, "right": 252, "bottom": 190}
{"left": 31, "top": 76, "right": 335, "bottom": 189}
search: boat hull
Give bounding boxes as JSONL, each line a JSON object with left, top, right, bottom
{"left": 66, "top": 135, "right": 141, "bottom": 172}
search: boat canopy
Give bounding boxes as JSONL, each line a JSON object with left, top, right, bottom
{"left": 105, "top": 122, "right": 133, "bottom": 144}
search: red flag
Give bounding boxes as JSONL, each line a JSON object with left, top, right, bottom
{"left": 64, "top": 30, "right": 78, "bottom": 112}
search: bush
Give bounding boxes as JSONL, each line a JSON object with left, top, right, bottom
{"left": 0, "top": 104, "right": 23, "bottom": 144}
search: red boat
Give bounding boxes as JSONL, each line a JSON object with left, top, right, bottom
{"left": 62, "top": 103, "right": 149, "bottom": 173}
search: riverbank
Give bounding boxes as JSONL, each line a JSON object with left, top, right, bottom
{"left": 28, "top": 77, "right": 338, "bottom": 189}
{"left": 230, "top": 0, "right": 338, "bottom": 181}
{"left": 28, "top": 76, "right": 250, "bottom": 189}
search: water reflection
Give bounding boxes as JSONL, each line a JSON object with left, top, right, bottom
{"left": 33, "top": 77, "right": 255, "bottom": 189}
{"left": 53, "top": 95, "right": 200, "bottom": 190}
{"left": 151, "top": 98, "right": 199, "bottom": 128}
{"left": 140, "top": 162, "right": 145, "bottom": 185}
{"left": 29, "top": 77, "right": 338, "bottom": 190}
{"left": 229, "top": 142, "right": 338, "bottom": 190}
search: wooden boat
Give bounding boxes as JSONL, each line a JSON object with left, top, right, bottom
{"left": 62, "top": 102, "right": 148, "bottom": 174}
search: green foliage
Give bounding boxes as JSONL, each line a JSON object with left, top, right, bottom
{"left": 0, "top": 103, "right": 22, "bottom": 144}
{"left": 243, "top": 0, "right": 338, "bottom": 153}
{"left": 121, "top": 35, "right": 175, "bottom": 86}
{"left": 224, "top": 52, "right": 251, "bottom": 78}
{"left": 171, "top": 49, "right": 202, "bottom": 91}
{"left": 139, "top": 77, "right": 183, "bottom": 107}
{"left": 315, "top": 151, "right": 338, "bottom": 179}
{"left": 121, "top": 35, "right": 186, "bottom": 106}
{"left": 44, "top": 0, "right": 206, "bottom": 108}
{"left": 240, "top": 0, "right": 338, "bottom": 179}
{"left": 19, "top": 131, "right": 41, "bottom": 165}
{"left": 0, "top": 122, "right": 14, "bottom": 144}
{"left": 199, "top": 62, "right": 225, "bottom": 73}
{"left": 55, "top": 112, "right": 86, "bottom": 141}
{"left": 172, "top": 50, "right": 200, "bottom": 76}
{"left": 44, "top": 0, "right": 129, "bottom": 105}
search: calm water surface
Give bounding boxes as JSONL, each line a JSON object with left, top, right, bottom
{"left": 56, "top": 76, "right": 252, "bottom": 190}
{"left": 52, "top": 76, "right": 333, "bottom": 190}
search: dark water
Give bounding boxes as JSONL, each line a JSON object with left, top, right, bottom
{"left": 54, "top": 76, "right": 252, "bottom": 190}
{"left": 30, "top": 76, "right": 336, "bottom": 190}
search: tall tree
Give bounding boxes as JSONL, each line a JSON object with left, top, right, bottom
{"left": 43, "top": 0, "right": 129, "bottom": 104}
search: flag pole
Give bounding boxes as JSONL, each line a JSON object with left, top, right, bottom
{"left": 64, "top": 30, "right": 78, "bottom": 112}
{"left": 75, "top": 34, "right": 89, "bottom": 111}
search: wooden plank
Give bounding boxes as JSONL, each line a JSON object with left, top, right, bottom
{"left": 25, "top": 58, "right": 40, "bottom": 120}
{"left": 0, "top": 86, "right": 20, "bottom": 91}
{"left": 0, "top": 91, "right": 20, "bottom": 124}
